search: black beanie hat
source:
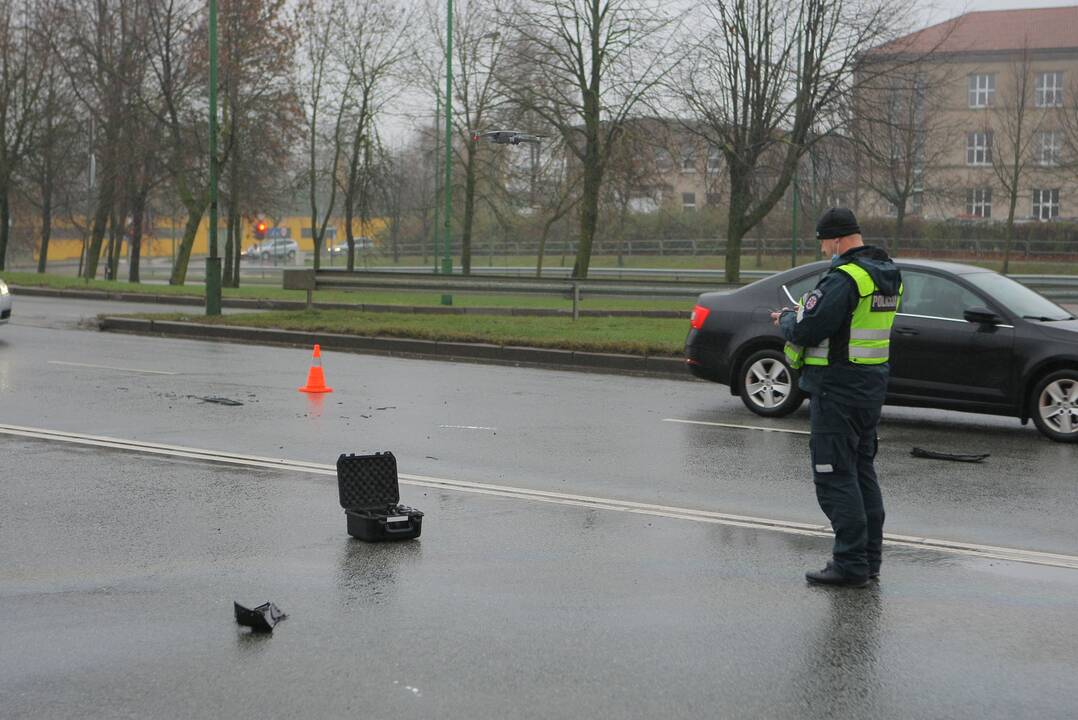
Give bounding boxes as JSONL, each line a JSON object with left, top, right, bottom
{"left": 816, "top": 207, "right": 861, "bottom": 240}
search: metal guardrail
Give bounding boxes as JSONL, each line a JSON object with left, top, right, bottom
{"left": 1009, "top": 275, "right": 1078, "bottom": 301}
{"left": 283, "top": 268, "right": 1078, "bottom": 315}
{"left": 284, "top": 268, "right": 732, "bottom": 319}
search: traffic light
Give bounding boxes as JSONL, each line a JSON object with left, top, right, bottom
{"left": 254, "top": 220, "right": 268, "bottom": 240}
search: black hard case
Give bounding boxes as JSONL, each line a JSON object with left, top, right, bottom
{"left": 336, "top": 452, "right": 423, "bottom": 541}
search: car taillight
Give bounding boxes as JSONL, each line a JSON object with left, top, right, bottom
{"left": 690, "top": 305, "right": 710, "bottom": 330}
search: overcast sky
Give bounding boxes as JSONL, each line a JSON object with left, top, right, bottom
{"left": 929, "top": 0, "right": 1077, "bottom": 22}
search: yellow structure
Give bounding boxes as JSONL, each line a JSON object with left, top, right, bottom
{"left": 36, "top": 215, "right": 387, "bottom": 262}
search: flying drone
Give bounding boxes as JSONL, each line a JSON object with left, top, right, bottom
{"left": 472, "top": 130, "right": 545, "bottom": 145}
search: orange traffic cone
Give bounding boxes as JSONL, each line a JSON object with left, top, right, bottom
{"left": 298, "top": 344, "right": 333, "bottom": 393}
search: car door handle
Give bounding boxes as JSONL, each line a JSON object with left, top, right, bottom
{"left": 894, "top": 326, "right": 919, "bottom": 336}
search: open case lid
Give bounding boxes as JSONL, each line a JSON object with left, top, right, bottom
{"left": 336, "top": 452, "right": 400, "bottom": 510}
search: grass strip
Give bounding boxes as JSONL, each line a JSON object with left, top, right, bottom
{"left": 1, "top": 270, "right": 693, "bottom": 312}
{"left": 131, "top": 309, "right": 689, "bottom": 357}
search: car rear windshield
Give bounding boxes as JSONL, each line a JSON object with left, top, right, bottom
{"left": 963, "top": 272, "right": 1072, "bottom": 320}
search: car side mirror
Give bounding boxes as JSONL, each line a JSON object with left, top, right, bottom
{"left": 963, "top": 306, "right": 1001, "bottom": 325}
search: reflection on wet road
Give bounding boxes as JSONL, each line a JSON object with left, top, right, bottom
{"left": 1, "top": 295, "right": 1077, "bottom": 718}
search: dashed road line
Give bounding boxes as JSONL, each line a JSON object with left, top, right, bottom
{"left": 663, "top": 417, "right": 811, "bottom": 436}
{"left": 48, "top": 361, "right": 178, "bottom": 376}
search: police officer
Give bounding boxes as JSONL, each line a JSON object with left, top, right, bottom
{"left": 771, "top": 208, "right": 903, "bottom": 587}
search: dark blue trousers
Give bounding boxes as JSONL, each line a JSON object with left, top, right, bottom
{"left": 808, "top": 393, "right": 885, "bottom": 579}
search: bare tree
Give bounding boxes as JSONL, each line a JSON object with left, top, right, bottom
{"left": 144, "top": 0, "right": 211, "bottom": 285}
{"left": 55, "top": 0, "right": 150, "bottom": 280}
{"left": 675, "top": 0, "right": 913, "bottom": 283}
{"left": 498, "top": 0, "right": 678, "bottom": 278}
{"left": 0, "top": 0, "right": 46, "bottom": 270}
{"left": 21, "top": 1, "right": 81, "bottom": 274}
{"left": 421, "top": 0, "right": 508, "bottom": 274}
{"left": 295, "top": 0, "right": 349, "bottom": 272}
{"left": 601, "top": 120, "right": 664, "bottom": 267}
{"left": 986, "top": 44, "right": 1051, "bottom": 274}
{"left": 851, "top": 58, "right": 960, "bottom": 238}
{"left": 338, "top": 0, "right": 412, "bottom": 271}
{"left": 218, "top": 0, "right": 300, "bottom": 286}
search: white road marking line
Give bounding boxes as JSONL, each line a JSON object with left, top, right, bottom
{"left": 438, "top": 425, "right": 497, "bottom": 431}
{"left": 663, "top": 417, "right": 810, "bottom": 436}
{"left": 2, "top": 422, "right": 1077, "bottom": 571}
{"left": 48, "top": 361, "right": 178, "bottom": 376}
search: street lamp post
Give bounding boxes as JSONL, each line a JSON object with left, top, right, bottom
{"left": 441, "top": 0, "right": 454, "bottom": 304}
{"left": 206, "top": 0, "right": 222, "bottom": 316}
{"left": 433, "top": 88, "right": 441, "bottom": 274}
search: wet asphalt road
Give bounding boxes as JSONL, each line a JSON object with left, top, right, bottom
{"left": 2, "top": 295, "right": 1077, "bottom": 718}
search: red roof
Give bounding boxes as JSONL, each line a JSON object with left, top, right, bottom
{"left": 872, "top": 6, "right": 1078, "bottom": 55}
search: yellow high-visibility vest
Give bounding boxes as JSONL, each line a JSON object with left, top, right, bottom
{"left": 784, "top": 263, "right": 902, "bottom": 369}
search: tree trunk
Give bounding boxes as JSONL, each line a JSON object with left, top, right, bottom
{"left": 83, "top": 121, "right": 119, "bottom": 280}
{"left": 460, "top": 147, "right": 477, "bottom": 275}
{"left": 129, "top": 194, "right": 145, "bottom": 283}
{"left": 893, "top": 203, "right": 906, "bottom": 256}
{"left": 231, "top": 211, "right": 241, "bottom": 288}
{"left": 1003, "top": 195, "right": 1018, "bottom": 275}
{"left": 37, "top": 185, "right": 52, "bottom": 274}
{"left": 344, "top": 197, "right": 355, "bottom": 272}
{"left": 0, "top": 192, "right": 9, "bottom": 271}
{"left": 573, "top": 145, "right": 602, "bottom": 279}
{"left": 110, "top": 192, "right": 129, "bottom": 282}
{"left": 223, "top": 201, "right": 234, "bottom": 287}
{"left": 725, "top": 170, "right": 753, "bottom": 283}
{"left": 536, "top": 218, "right": 553, "bottom": 277}
{"left": 169, "top": 202, "right": 208, "bottom": 285}
{"left": 105, "top": 210, "right": 118, "bottom": 281}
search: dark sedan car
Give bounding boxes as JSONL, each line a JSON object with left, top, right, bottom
{"left": 685, "top": 259, "right": 1078, "bottom": 442}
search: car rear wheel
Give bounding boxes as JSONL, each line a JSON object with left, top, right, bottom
{"left": 738, "top": 349, "right": 804, "bottom": 417}
{"left": 1031, "top": 370, "right": 1078, "bottom": 443}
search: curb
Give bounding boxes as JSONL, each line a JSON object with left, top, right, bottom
{"left": 12, "top": 285, "right": 691, "bottom": 319}
{"left": 98, "top": 317, "right": 695, "bottom": 381}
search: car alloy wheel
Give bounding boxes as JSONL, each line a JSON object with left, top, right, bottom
{"left": 738, "top": 348, "right": 803, "bottom": 418}
{"left": 1035, "top": 373, "right": 1078, "bottom": 441}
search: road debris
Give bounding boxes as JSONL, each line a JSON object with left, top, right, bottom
{"left": 911, "top": 447, "right": 990, "bottom": 463}
{"left": 234, "top": 601, "right": 287, "bottom": 632}
{"left": 195, "top": 396, "right": 244, "bottom": 406}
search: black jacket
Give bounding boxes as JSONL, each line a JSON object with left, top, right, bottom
{"left": 779, "top": 246, "right": 903, "bottom": 408}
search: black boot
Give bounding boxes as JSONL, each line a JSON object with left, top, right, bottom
{"left": 805, "top": 562, "right": 869, "bottom": 588}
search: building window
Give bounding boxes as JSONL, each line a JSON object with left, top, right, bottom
{"left": 1034, "top": 130, "right": 1063, "bottom": 166}
{"left": 707, "top": 148, "right": 721, "bottom": 172}
{"left": 968, "top": 74, "right": 995, "bottom": 108}
{"left": 1032, "top": 189, "right": 1060, "bottom": 220}
{"left": 705, "top": 192, "right": 722, "bottom": 206}
{"left": 966, "top": 188, "right": 992, "bottom": 218}
{"left": 966, "top": 131, "right": 992, "bottom": 165}
{"left": 681, "top": 151, "right": 697, "bottom": 173}
{"left": 655, "top": 149, "right": 673, "bottom": 171}
{"left": 682, "top": 192, "right": 696, "bottom": 211}
{"left": 1036, "top": 72, "right": 1063, "bottom": 107}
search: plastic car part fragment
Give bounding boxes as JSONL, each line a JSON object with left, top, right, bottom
{"left": 197, "top": 396, "right": 244, "bottom": 406}
{"left": 910, "top": 447, "right": 990, "bottom": 463}
{"left": 234, "top": 601, "right": 287, "bottom": 632}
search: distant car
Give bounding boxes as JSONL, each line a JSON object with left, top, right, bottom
{"left": 328, "top": 237, "right": 373, "bottom": 256}
{"left": 684, "top": 259, "right": 1078, "bottom": 442}
{"left": 0, "top": 278, "right": 10, "bottom": 325}
{"left": 244, "top": 238, "right": 299, "bottom": 262}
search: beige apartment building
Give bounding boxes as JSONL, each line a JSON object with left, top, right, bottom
{"left": 855, "top": 5, "right": 1078, "bottom": 222}
{"left": 617, "top": 7, "right": 1078, "bottom": 225}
